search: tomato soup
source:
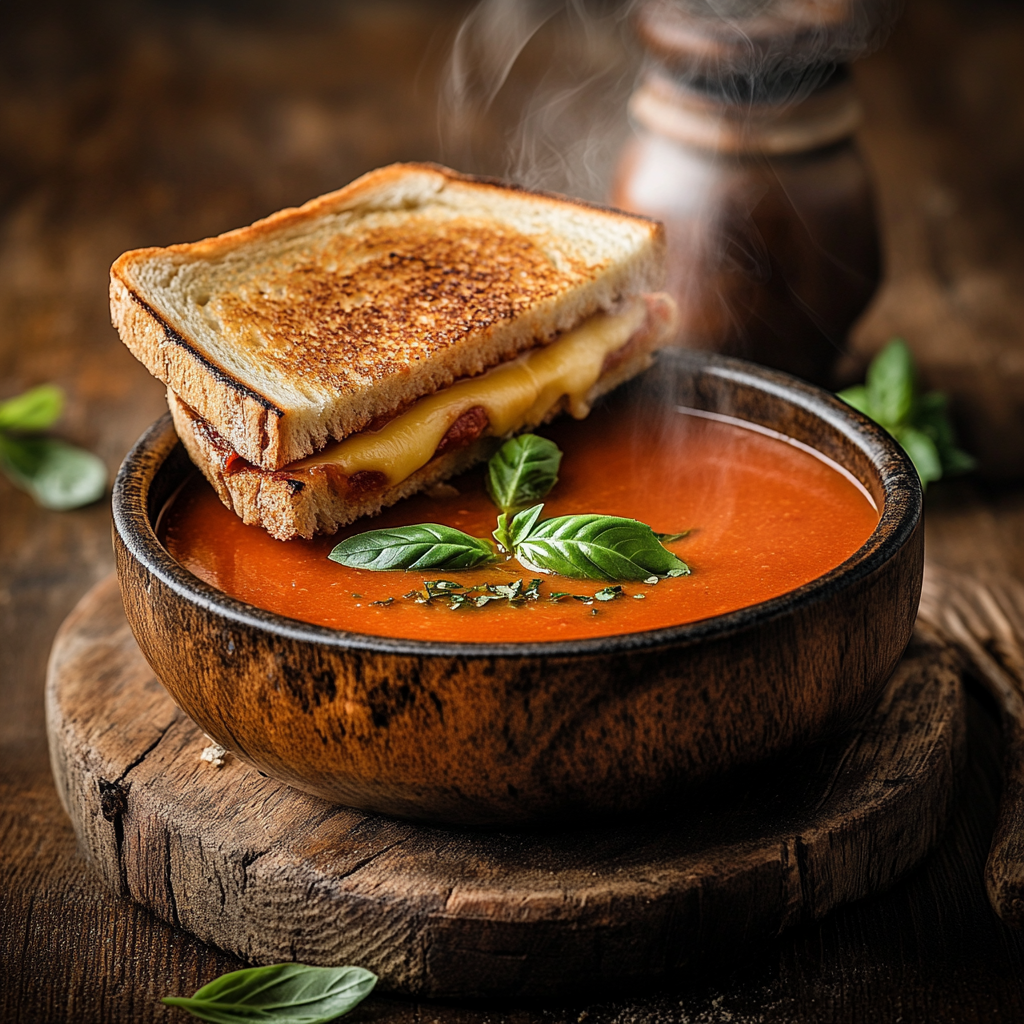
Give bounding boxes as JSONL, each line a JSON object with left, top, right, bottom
{"left": 161, "top": 404, "right": 879, "bottom": 643}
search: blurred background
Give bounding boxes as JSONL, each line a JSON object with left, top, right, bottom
{"left": 6, "top": 2, "right": 1024, "bottom": 1019}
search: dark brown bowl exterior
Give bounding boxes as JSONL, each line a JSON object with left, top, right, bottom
{"left": 113, "top": 350, "right": 923, "bottom": 826}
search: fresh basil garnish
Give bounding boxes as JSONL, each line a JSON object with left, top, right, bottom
{"left": 838, "top": 338, "right": 974, "bottom": 487}
{"left": 486, "top": 434, "right": 562, "bottom": 514}
{"left": 329, "top": 524, "right": 496, "bottom": 571}
{"left": 493, "top": 501, "right": 544, "bottom": 553}
{"left": 509, "top": 505, "right": 690, "bottom": 582}
{"left": 0, "top": 435, "right": 107, "bottom": 511}
{"left": 653, "top": 530, "right": 691, "bottom": 543}
{"left": 162, "top": 963, "right": 376, "bottom": 1024}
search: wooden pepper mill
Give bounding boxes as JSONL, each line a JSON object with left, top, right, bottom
{"left": 612, "top": 0, "right": 883, "bottom": 387}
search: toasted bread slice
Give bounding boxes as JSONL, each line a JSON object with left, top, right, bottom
{"left": 111, "top": 163, "right": 665, "bottom": 472}
{"left": 169, "top": 295, "right": 674, "bottom": 540}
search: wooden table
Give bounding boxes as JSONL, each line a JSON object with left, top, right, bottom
{"left": 4, "top": 0, "right": 1024, "bottom": 1019}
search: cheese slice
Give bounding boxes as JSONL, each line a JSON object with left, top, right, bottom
{"left": 290, "top": 300, "right": 647, "bottom": 486}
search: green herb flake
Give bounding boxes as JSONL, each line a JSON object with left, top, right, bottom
{"left": 594, "top": 586, "right": 624, "bottom": 602}
{"left": 369, "top": 598, "right": 393, "bottom": 607}
{"left": 549, "top": 591, "right": 573, "bottom": 602}
{"left": 163, "top": 963, "right": 376, "bottom": 1024}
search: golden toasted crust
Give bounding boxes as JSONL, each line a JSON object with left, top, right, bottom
{"left": 112, "top": 163, "right": 666, "bottom": 471}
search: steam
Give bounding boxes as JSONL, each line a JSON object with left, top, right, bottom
{"left": 438, "top": 0, "right": 904, "bottom": 200}
{"left": 439, "top": 0, "right": 640, "bottom": 201}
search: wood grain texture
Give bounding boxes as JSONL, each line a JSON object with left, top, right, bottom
{"left": 919, "top": 564, "right": 1024, "bottom": 923}
{"left": 48, "top": 574, "right": 964, "bottom": 1000}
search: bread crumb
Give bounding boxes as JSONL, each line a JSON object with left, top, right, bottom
{"left": 200, "top": 740, "right": 228, "bottom": 768}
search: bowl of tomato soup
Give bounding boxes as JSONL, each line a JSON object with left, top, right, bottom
{"left": 113, "top": 350, "right": 922, "bottom": 826}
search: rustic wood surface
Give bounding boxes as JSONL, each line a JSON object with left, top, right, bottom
{"left": 46, "top": 576, "right": 964, "bottom": 1000}
{"left": 918, "top": 565, "right": 1024, "bottom": 924}
{"left": 6, "top": 0, "right": 1024, "bottom": 1020}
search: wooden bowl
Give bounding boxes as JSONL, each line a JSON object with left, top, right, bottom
{"left": 112, "top": 350, "right": 923, "bottom": 826}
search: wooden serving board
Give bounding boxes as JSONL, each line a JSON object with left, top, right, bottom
{"left": 47, "top": 576, "right": 965, "bottom": 1001}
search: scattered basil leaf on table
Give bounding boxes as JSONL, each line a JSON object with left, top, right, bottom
{"left": 510, "top": 506, "right": 691, "bottom": 582}
{"left": 0, "top": 383, "right": 64, "bottom": 431}
{"left": 865, "top": 337, "right": 915, "bottom": 426}
{"left": 837, "top": 338, "right": 974, "bottom": 487}
{"left": 486, "top": 433, "right": 562, "bottom": 514}
{"left": 0, "top": 434, "right": 107, "bottom": 511}
{"left": 0, "top": 384, "right": 107, "bottom": 509}
{"left": 329, "top": 524, "right": 497, "bottom": 571}
{"left": 162, "top": 963, "right": 376, "bottom": 1024}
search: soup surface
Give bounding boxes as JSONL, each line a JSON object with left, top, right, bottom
{"left": 162, "top": 403, "right": 879, "bottom": 643}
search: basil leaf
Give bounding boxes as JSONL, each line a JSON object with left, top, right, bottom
{"left": 507, "top": 503, "right": 545, "bottom": 546}
{"left": 0, "top": 383, "right": 64, "bottom": 432}
{"left": 653, "top": 530, "right": 691, "bottom": 543}
{"left": 492, "top": 512, "right": 513, "bottom": 554}
{"left": 836, "top": 384, "right": 871, "bottom": 417}
{"left": 893, "top": 425, "right": 942, "bottom": 486}
{"left": 914, "top": 391, "right": 976, "bottom": 476}
{"left": 513, "top": 513, "right": 690, "bottom": 581}
{"left": 162, "top": 963, "right": 376, "bottom": 1024}
{"left": 865, "top": 339, "right": 914, "bottom": 427}
{"left": 329, "top": 524, "right": 496, "bottom": 571}
{"left": 0, "top": 435, "right": 107, "bottom": 510}
{"left": 486, "top": 434, "right": 562, "bottom": 514}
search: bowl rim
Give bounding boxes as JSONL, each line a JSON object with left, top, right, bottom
{"left": 113, "top": 350, "right": 922, "bottom": 659}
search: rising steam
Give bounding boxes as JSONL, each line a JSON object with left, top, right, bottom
{"left": 439, "top": 0, "right": 640, "bottom": 201}
{"left": 438, "top": 0, "right": 904, "bottom": 201}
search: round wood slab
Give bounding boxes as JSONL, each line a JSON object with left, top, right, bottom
{"left": 46, "top": 576, "right": 965, "bottom": 1001}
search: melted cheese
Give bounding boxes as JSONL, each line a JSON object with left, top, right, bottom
{"left": 291, "top": 300, "right": 647, "bottom": 485}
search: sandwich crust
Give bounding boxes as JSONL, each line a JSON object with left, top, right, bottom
{"left": 111, "top": 163, "right": 665, "bottom": 471}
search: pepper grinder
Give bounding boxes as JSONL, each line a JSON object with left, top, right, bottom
{"left": 611, "top": 0, "right": 883, "bottom": 387}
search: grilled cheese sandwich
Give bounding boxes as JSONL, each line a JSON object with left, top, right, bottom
{"left": 111, "top": 163, "right": 677, "bottom": 539}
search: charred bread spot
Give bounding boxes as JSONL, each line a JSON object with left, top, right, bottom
{"left": 434, "top": 406, "right": 489, "bottom": 457}
{"left": 286, "top": 478, "right": 306, "bottom": 495}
